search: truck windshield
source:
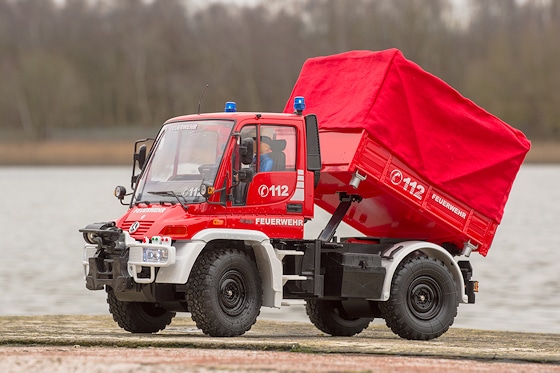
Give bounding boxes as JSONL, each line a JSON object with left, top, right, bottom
{"left": 133, "top": 120, "right": 234, "bottom": 204}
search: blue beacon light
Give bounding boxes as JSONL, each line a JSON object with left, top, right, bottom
{"left": 225, "top": 101, "right": 237, "bottom": 112}
{"left": 294, "top": 96, "right": 305, "bottom": 115}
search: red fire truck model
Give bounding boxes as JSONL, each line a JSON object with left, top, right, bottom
{"left": 80, "top": 49, "right": 530, "bottom": 340}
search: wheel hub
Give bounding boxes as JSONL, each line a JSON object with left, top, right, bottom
{"left": 408, "top": 276, "right": 442, "bottom": 320}
{"left": 219, "top": 270, "right": 246, "bottom": 316}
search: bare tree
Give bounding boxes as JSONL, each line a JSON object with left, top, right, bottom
{"left": 0, "top": 0, "right": 558, "bottom": 140}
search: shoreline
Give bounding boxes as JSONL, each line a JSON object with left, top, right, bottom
{"left": 0, "top": 139, "right": 557, "bottom": 165}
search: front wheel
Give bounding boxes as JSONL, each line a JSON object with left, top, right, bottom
{"left": 186, "top": 247, "right": 262, "bottom": 337}
{"left": 379, "top": 256, "right": 458, "bottom": 340}
{"left": 306, "top": 300, "right": 373, "bottom": 336}
{"left": 106, "top": 288, "right": 175, "bottom": 333}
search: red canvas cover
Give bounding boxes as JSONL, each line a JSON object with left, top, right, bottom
{"left": 284, "top": 49, "right": 530, "bottom": 225}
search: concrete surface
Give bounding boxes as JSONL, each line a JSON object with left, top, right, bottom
{"left": 0, "top": 315, "right": 558, "bottom": 366}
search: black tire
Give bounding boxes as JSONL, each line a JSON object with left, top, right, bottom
{"left": 106, "top": 288, "right": 175, "bottom": 333}
{"left": 306, "top": 299, "right": 373, "bottom": 336}
{"left": 186, "top": 247, "right": 262, "bottom": 337}
{"left": 379, "top": 256, "right": 458, "bottom": 340}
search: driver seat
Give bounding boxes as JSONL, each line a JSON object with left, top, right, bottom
{"left": 269, "top": 140, "right": 286, "bottom": 171}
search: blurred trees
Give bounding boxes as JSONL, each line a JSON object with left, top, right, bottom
{"left": 0, "top": 0, "right": 557, "bottom": 140}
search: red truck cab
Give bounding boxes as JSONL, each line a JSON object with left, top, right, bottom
{"left": 117, "top": 106, "right": 319, "bottom": 243}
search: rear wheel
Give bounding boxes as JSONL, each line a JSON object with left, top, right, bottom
{"left": 186, "top": 247, "right": 262, "bottom": 337}
{"left": 107, "top": 288, "right": 175, "bottom": 333}
{"left": 306, "top": 299, "right": 373, "bottom": 336}
{"left": 379, "top": 256, "right": 458, "bottom": 340}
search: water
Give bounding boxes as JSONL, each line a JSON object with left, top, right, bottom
{"left": 0, "top": 165, "right": 558, "bottom": 334}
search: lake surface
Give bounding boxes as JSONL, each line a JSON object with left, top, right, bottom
{"left": 0, "top": 165, "right": 558, "bottom": 334}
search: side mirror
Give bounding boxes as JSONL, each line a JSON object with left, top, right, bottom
{"left": 239, "top": 138, "right": 254, "bottom": 165}
{"left": 237, "top": 168, "right": 254, "bottom": 183}
{"left": 131, "top": 139, "right": 153, "bottom": 189}
{"left": 135, "top": 144, "right": 147, "bottom": 170}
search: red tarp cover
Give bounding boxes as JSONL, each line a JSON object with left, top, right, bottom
{"left": 284, "top": 49, "right": 530, "bottom": 224}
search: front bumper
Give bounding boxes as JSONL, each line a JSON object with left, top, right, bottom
{"left": 83, "top": 232, "right": 176, "bottom": 290}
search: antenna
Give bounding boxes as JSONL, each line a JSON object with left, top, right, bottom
{"left": 197, "top": 84, "right": 209, "bottom": 115}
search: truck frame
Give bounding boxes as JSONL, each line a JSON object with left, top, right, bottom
{"left": 80, "top": 50, "right": 529, "bottom": 341}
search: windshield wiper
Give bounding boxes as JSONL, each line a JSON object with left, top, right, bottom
{"left": 148, "top": 191, "right": 189, "bottom": 211}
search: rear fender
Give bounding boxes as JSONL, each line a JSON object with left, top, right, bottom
{"left": 379, "top": 241, "right": 469, "bottom": 303}
{"left": 155, "top": 228, "right": 283, "bottom": 308}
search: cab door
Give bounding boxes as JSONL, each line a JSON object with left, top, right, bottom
{"left": 228, "top": 123, "right": 305, "bottom": 239}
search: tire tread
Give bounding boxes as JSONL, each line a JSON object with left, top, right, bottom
{"left": 379, "top": 256, "right": 458, "bottom": 340}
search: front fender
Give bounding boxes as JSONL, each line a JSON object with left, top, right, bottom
{"left": 155, "top": 228, "right": 283, "bottom": 308}
{"left": 379, "top": 241, "right": 469, "bottom": 303}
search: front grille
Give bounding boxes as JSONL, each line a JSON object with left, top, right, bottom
{"left": 120, "top": 220, "right": 155, "bottom": 239}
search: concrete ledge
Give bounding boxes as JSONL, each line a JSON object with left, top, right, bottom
{"left": 0, "top": 315, "right": 558, "bottom": 365}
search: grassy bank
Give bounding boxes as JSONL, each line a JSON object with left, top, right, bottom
{"left": 0, "top": 139, "right": 556, "bottom": 165}
{"left": 0, "top": 140, "right": 134, "bottom": 165}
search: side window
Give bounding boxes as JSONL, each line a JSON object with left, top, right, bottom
{"left": 260, "top": 125, "right": 296, "bottom": 172}
{"left": 231, "top": 124, "right": 296, "bottom": 206}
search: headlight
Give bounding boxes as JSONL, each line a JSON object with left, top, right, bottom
{"left": 199, "top": 183, "right": 215, "bottom": 198}
{"left": 80, "top": 222, "right": 122, "bottom": 249}
{"left": 199, "top": 184, "right": 207, "bottom": 196}
{"left": 114, "top": 185, "right": 127, "bottom": 200}
{"left": 143, "top": 247, "right": 169, "bottom": 263}
{"left": 83, "top": 232, "right": 98, "bottom": 244}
